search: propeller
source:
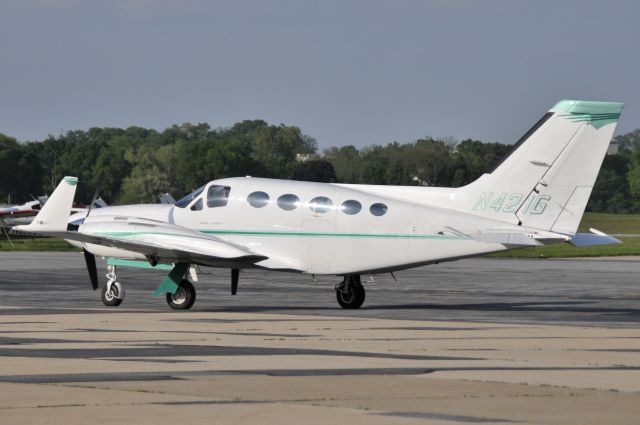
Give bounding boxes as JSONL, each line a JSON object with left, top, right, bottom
{"left": 83, "top": 248, "right": 99, "bottom": 290}
{"left": 231, "top": 268, "right": 239, "bottom": 295}
{"left": 85, "top": 186, "right": 101, "bottom": 219}
{"left": 82, "top": 186, "right": 100, "bottom": 291}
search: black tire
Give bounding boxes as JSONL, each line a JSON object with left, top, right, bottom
{"left": 336, "top": 281, "right": 365, "bottom": 309}
{"left": 101, "top": 283, "right": 123, "bottom": 307}
{"left": 166, "top": 279, "right": 196, "bottom": 310}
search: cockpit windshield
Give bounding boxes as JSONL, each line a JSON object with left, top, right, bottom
{"left": 175, "top": 185, "right": 205, "bottom": 208}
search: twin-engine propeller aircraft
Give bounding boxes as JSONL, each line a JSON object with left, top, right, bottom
{"left": 16, "top": 100, "right": 623, "bottom": 310}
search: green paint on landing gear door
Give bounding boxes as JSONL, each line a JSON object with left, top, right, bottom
{"left": 153, "top": 262, "right": 189, "bottom": 296}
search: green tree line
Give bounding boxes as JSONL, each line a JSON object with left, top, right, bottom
{"left": 1, "top": 122, "right": 639, "bottom": 213}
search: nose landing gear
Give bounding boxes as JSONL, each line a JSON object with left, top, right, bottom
{"left": 101, "top": 265, "right": 124, "bottom": 307}
{"left": 335, "top": 275, "right": 365, "bottom": 309}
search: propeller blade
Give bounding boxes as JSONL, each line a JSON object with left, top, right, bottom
{"left": 83, "top": 248, "right": 99, "bottom": 290}
{"left": 231, "top": 268, "right": 239, "bottom": 295}
{"left": 86, "top": 186, "right": 101, "bottom": 218}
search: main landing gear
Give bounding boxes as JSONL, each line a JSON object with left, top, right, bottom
{"left": 166, "top": 279, "right": 196, "bottom": 310}
{"left": 335, "top": 275, "right": 365, "bottom": 309}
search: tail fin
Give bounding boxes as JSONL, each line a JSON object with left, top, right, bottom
{"left": 454, "top": 100, "right": 623, "bottom": 233}
{"left": 14, "top": 176, "right": 77, "bottom": 232}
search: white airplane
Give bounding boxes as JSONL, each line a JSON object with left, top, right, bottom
{"left": 16, "top": 100, "right": 623, "bottom": 310}
{"left": 0, "top": 196, "right": 51, "bottom": 228}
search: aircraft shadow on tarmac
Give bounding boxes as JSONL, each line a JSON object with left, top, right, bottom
{"left": 196, "top": 300, "right": 640, "bottom": 322}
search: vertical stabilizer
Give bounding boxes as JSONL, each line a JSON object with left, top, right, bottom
{"left": 453, "top": 100, "right": 623, "bottom": 233}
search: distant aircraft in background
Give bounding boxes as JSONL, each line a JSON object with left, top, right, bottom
{"left": 0, "top": 198, "right": 45, "bottom": 229}
{"left": 16, "top": 100, "right": 624, "bottom": 311}
{"left": 1, "top": 197, "right": 107, "bottom": 243}
{"left": 159, "top": 193, "right": 176, "bottom": 205}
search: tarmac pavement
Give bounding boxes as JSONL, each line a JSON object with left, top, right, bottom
{"left": 1, "top": 252, "right": 639, "bottom": 424}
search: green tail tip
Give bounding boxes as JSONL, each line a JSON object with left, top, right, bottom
{"left": 552, "top": 100, "right": 623, "bottom": 129}
{"left": 552, "top": 99, "right": 624, "bottom": 115}
{"left": 63, "top": 176, "right": 78, "bottom": 186}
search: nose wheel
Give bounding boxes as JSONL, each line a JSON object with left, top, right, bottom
{"left": 101, "top": 265, "right": 124, "bottom": 307}
{"left": 101, "top": 282, "right": 124, "bottom": 307}
{"left": 335, "top": 275, "right": 365, "bottom": 309}
{"left": 166, "top": 279, "right": 196, "bottom": 310}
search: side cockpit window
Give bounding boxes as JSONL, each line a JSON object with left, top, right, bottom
{"left": 207, "top": 185, "right": 231, "bottom": 208}
{"left": 190, "top": 198, "right": 203, "bottom": 211}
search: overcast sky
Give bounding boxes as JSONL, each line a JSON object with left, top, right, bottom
{"left": 1, "top": 0, "right": 638, "bottom": 149}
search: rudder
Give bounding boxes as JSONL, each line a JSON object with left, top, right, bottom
{"left": 453, "top": 100, "right": 623, "bottom": 233}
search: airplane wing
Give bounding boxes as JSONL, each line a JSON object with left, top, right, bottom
{"left": 39, "top": 223, "right": 269, "bottom": 268}
{"left": 14, "top": 176, "right": 270, "bottom": 269}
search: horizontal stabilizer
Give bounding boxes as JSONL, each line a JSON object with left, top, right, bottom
{"left": 474, "top": 232, "right": 543, "bottom": 246}
{"left": 444, "top": 226, "right": 569, "bottom": 247}
{"left": 568, "top": 228, "right": 622, "bottom": 247}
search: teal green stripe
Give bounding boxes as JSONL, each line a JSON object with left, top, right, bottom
{"left": 97, "top": 231, "right": 207, "bottom": 238}
{"left": 561, "top": 112, "right": 620, "bottom": 129}
{"left": 95, "top": 229, "right": 465, "bottom": 240}
{"left": 552, "top": 100, "right": 624, "bottom": 115}
{"left": 565, "top": 114, "right": 620, "bottom": 120}
{"left": 203, "top": 229, "right": 462, "bottom": 239}
{"left": 107, "top": 258, "right": 173, "bottom": 270}
{"left": 552, "top": 100, "right": 623, "bottom": 129}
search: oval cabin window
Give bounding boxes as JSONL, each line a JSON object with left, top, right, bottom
{"left": 277, "top": 194, "right": 300, "bottom": 211}
{"left": 369, "top": 203, "right": 388, "bottom": 216}
{"left": 340, "top": 200, "right": 362, "bottom": 215}
{"left": 309, "top": 196, "right": 333, "bottom": 214}
{"left": 247, "top": 191, "right": 270, "bottom": 208}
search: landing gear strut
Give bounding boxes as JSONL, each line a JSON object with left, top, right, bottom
{"left": 335, "top": 275, "right": 365, "bottom": 309}
{"left": 101, "top": 265, "right": 124, "bottom": 307}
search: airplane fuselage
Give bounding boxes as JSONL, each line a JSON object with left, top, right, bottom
{"left": 76, "top": 177, "right": 515, "bottom": 275}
